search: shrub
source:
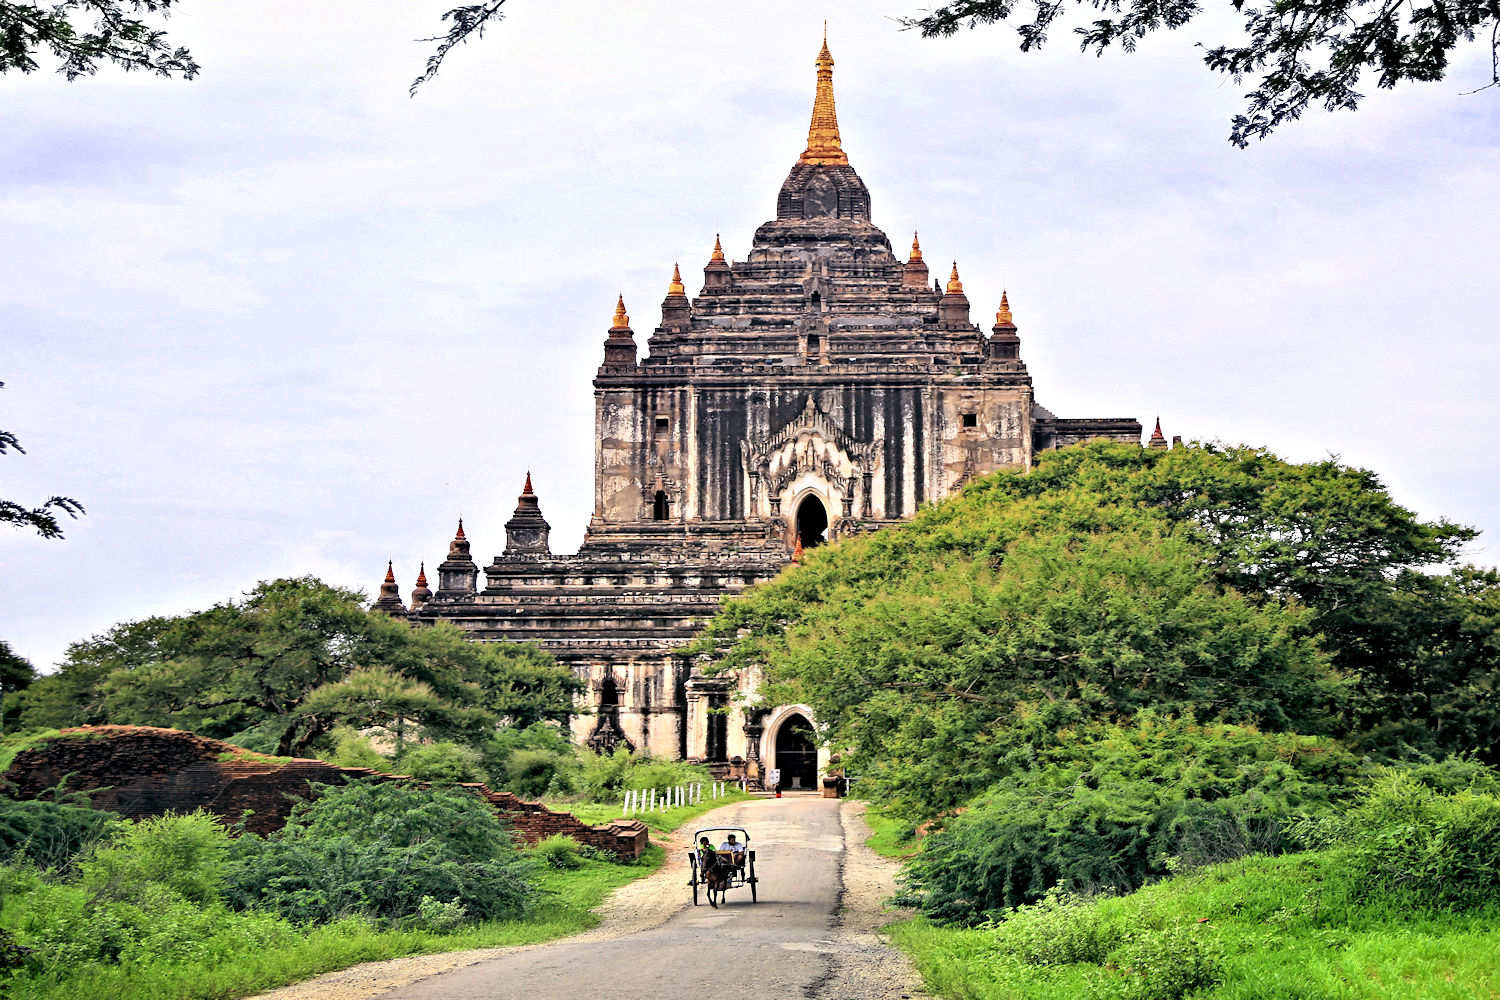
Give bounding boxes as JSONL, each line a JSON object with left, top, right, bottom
{"left": 1296, "top": 768, "right": 1500, "bottom": 909}
{"left": 80, "top": 811, "right": 232, "bottom": 906}
{"left": 1111, "top": 922, "right": 1223, "bottom": 1000}
{"left": 504, "top": 748, "right": 567, "bottom": 798}
{"left": 532, "top": 835, "right": 583, "bottom": 870}
{"left": 225, "top": 780, "right": 536, "bottom": 925}
{"left": 320, "top": 725, "right": 389, "bottom": 770}
{"left": 397, "top": 741, "right": 486, "bottom": 785}
{"left": 0, "top": 796, "right": 124, "bottom": 872}
{"left": 899, "top": 718, "right": 1354, "bottom": 923}
{"left": 989, "top": 887, "right": 1118, "bottom": 966}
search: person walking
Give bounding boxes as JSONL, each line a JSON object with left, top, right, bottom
{"left": 767, "top": 766, "right": 782, "bottom": 798}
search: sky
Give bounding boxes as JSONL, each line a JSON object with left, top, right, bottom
{"left": 3, "top": 1, "right": 1498, "bottom": 672}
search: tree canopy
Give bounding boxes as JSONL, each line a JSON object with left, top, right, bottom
{"left": 0, "top": 1, "right": 503, "bottom": 93}
{"left": 694, "top": 441, "right": 1496, "bottom": 819}
{"left": 11, "top": 576, "right": 580, "bottom": 756}
{"left": 1, "top": 382, "right": 84, "bottom": 540}
{"left": 906, "top": 0, "right": 1500, "bottom": 145}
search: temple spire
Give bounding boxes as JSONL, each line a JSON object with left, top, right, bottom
{"left": 946, "top": 262, "right": 964, "bottom": 295}
{"left": 667, "top": 262, "right": 686, "bottom": 297}
{"left": 909, "top": 232, "right": 923, "bottom": 262}
{"left": 372, "top": 559, "right": 407, "bottom": 615}
{"left": 996, "top": 291, "right": 1014, "bottom": 327}
{"left": 711, "top": 235, "right": 726, "bottom": 262}
{"left": 799, "top": 26, "right": 848, "bottom": 166}
{"left": 1148, "top": 417, "right": 1168, "bottom": 449}
{"left": 523, "top": 470, "right": 534, "bottom": 494}
{"left": 611, "top": 294, "right": 630, "bottom": 329}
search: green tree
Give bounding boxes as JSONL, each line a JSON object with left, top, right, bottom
{"left": 15, "top": 576, "right": 579, "bottom": 756}
{"left": 0, "top": 1, "right": 504, "bottom": 91}
{"left": 1, "top": 639, "right": 37, "bottom": 733}
{"left": 695, "top": 441, "right": 1494, "bottom": 818}
{"left": 905, "top": 0, "right": 1500, "bottom": 146}
{"left": 2, "top": 381, "right": 84, "bottom": 539}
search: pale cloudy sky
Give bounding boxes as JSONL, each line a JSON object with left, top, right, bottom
{"left": 3, "top": 1, "right": 1497, "bottom": 671}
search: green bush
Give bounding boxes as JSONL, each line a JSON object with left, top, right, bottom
{"left": 899, "top": 718, "right": 1355, "bottom": 923}
{"left": 80, "top": 811, "right": 231, "bottom": 906}
{"left": 225, "top": 780, "right": 536, "bottom": 925}
{"left": 504, "top": 748, "right": 567, "bottom": 798}
{"left": 0, "top": 796, "right": 124, "bottom": 872}
{"left": 575, "top": 746, "right": 634, "bottom": 799}
{"left": 532, "top": 835, "right": 583, "bottom": 870}
{"left": 1296, "top": 769, "right": 1500, "bottom": 909}
{"left": 988, "top": 887, "right": 1117, "bottom": 966}
{"left": 319, "top": 725, "right": 389, "bottom": 770}
{"left": 1111, "top": 922, "right": 1223, "bottom": 1000}
{"left": 397, "top": 741, "right": 486, "bottom": 785}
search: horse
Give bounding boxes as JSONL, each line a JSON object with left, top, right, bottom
{"left": 700, "top": 850, "right": 730, "bottom": 908}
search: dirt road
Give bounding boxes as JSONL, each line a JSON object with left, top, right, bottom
{"left": 251, "top": 796, "right": 928, "bottom": 1000}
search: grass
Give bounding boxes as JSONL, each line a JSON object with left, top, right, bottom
{"left": 0, "top": 730, "right": 64, "bottom": 773}
{"left": 554, "top": 788, "right": 752, "bottom": 837}
{"left": 860, "top": 804, "right": 921, "bottom": 859}
{"left": 2, "top": 843, "right": 665, "bottom": 1000}
{"left": 885, "top": 850, "right": 1500, "bottom": 1000}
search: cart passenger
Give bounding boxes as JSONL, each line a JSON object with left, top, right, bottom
{"left": 719, "top": 833, "right": 746, "bottom": 869}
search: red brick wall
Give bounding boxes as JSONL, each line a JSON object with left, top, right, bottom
{"left": 1, "top": 726, "right": 647, "bottom": 859}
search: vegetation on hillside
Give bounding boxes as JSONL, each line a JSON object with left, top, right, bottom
{"left": 8, "top": 577, "right": 580, "bottom": 757}
{"left": 696, "top": 440, "right": 1500, "bottom": 995}
{"left": 0, "top": 778, "right": 670, "bottom": 1000}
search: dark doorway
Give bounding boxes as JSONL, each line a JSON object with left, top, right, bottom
{"left": 774, "top": 714, "right": 818, "bottom": 790}
{"left": 652, "top": 490, "right": 669, "bottom": 520}
{"left": 796, "top": 495, "right": 828, "bottom": 549}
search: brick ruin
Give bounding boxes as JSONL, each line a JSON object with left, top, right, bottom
{"left": 373, "top": 34, "right": 1143, "bottom": 791}
{"left": 0, "top": 726, "right": 648, "bottom": 859}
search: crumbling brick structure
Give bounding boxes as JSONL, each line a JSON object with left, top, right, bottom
{"left": 0, "top": 726, "right": 647, "bottom": 859}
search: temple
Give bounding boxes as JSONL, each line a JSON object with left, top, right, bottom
{"left": 377, "top": 34, "right": 1142, "bottom": 789}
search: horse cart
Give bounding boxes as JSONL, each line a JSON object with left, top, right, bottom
{"left": 687, "top": 826, "right": 758, "bottom": 908}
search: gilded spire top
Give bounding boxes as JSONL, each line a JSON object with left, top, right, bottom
{"left": 909, "top": 232, "right": 923, "bottom": 262}
{"left": 455, "top": 517, "right": 466, "bottom": 540}
{"left": 799, "top": 27, "right": 848, "bottom": 166}
{"left": 416, "top": 562, "right": 428, "bottom": 587}
{"left": 946, "top": 262, "right": 965, "bottom": 295}
{"left": 523, "top": 470, "right": 534, "bottom": 495}
{"left": 668, "top": 262, "right": 686, "bottom": 297}
{"left": 711, "top": 234, "right": 726, "bottom": 263}
{"left": 611, "top": 294, "right": 630, "bottom": 329}
{"left": 996, "top": 291, "right": 1014, "bottom": 326}
{"left": 384, "top": 559, "right": 395, "bottom": 584}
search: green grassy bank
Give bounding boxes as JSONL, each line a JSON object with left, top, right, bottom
{"left": 885, "top": 850, "right": 1500, "bottom": 1000}
{"left": 2, "top": 843, "right": 662, "bottom": 1000}
{"left": 0, "top": 781, "right": 758, "bottom": 1000}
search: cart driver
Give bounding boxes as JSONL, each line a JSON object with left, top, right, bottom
{"left": 719, "top": 833, "right": 746, "bottom": 870}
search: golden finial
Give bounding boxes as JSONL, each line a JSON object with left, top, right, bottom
{"left": 799, "top": 26, "right": 848, "bottom": 166}
{"left": 996, "top": 291, "right": 1014, "bottom": 326}
{"left": 711, "top": 234, "right": 726, "bottom": 263}
{"left": 946, "top": 262, "right": 964, "bottom": 295}
{"left": 668, "top": 263, "right": 686, "bottom": 296}
{"left": 908, "top": 232, "right": 923, "bottom": 262}
{"left": 612, "top": 294, "right": 629, "bottom": 328}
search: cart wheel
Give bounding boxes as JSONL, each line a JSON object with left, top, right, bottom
{"left": 750, "top": 876, "right": 757, "bottom": 902}
{"left": 693, "top": 879, "right": 700, "bottom": 906}
{"left": 748, "top": 854, "right": 757, "bottom": 902}
{"left": 689, "top": 854, "right": 700, "bottom": 906}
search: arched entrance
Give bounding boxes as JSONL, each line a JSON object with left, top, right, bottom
{"left": 795, "top": 495, "right": 828, "bottom": 550}
{"left": 773, "top": 713, "right": 818, "bottom": 790}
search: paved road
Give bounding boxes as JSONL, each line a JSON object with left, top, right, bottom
{"left": 390, "top": 795, "right": 851, "bottom": 1000}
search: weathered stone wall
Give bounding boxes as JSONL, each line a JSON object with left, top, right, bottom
{"left": 0, "top": 726, "right": 647, "bottom": 859}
